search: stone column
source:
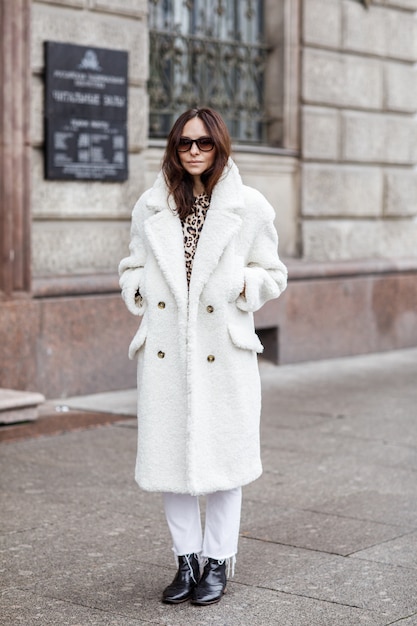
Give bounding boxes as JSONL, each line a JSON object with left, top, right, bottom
{"left": 0, "top": 0, "right": 31, "bottom": 297}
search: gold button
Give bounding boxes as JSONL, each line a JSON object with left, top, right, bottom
{"left": 158, "top": 301, "right": 166, "bottom": 309}
{"left": 157, "top": 351, "right": 165, "bottom": 359}
{"left": 206, "top": 305, "right": 214, "bottom": 313}
{"left": 207, "top": 355, "right": 215, "bottom": 362}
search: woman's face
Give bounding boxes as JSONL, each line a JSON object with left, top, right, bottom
{"left": 177, "top": 117, "right": 216, "bottom": 179}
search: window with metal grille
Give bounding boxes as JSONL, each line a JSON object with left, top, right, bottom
{"left": 148, "top": 0, "right": 268, "bottom": 144}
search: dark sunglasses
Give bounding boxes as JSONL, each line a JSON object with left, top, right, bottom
{"left": 177, "top": 136, "right": 215, "bottom": 152}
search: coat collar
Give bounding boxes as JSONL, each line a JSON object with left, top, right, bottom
{"left": 146, "top": 158, "right": 245, "bottom": 213}
{"left": 144, "top": 158, "right": 244, "bottom": 307}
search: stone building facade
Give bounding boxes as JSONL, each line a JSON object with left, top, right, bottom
{"left": 1, "top": 0, "right": 417, "bottom": 398}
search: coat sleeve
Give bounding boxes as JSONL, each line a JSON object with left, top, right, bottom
{"left": 236, "top": 190, "right": 288, "bottom": 313}
{"left": 118, "top": 192, "right": 150, "bottom": 316}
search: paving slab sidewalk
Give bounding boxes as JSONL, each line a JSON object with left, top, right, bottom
{"left": 1, "top": 349, "right": 417, "bottom": 625}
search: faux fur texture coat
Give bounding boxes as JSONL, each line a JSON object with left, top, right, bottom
{"left": 119, "top": 159, "right": 287, "bottom": 495}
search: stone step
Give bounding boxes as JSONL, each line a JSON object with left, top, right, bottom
{"left": 0, "top": 389, "right": 45, "bottom": 424}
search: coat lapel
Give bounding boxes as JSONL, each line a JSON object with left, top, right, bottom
{"left": 144, "top": 209, "right": 188, "bottom": 309}
{"left": 189, "top": 159, "right": 245, "bottom": 301}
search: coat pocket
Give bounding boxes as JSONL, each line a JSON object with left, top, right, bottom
{"left": 228, "top": 322, "right": 264, "bottom": 354}
{"left": 128, "top": 317, "right": 148, "bottom": 360}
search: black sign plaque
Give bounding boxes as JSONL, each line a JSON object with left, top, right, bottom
{"left": 44, "top": 42, "right": 128, "bottom": 181}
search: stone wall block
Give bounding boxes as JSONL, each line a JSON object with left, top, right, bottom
{"left": 89, "top": 0, "right": 147, "bottom": 17}
{"left": 302, "top": 106, "right": 339, "bottom": 160}
{"left": 343, "top": 1, "right": 417, "bottom": 61}
{"left": 386, "top": 116, "right": 417, "bottom": 164}
{"left": 377, "top": 0, "right": 417, "bottom": 9}
{"left": 32, "top": 3, "right": 148, "bottom": 84}
{"left": 302, "top": 164, "right": 383, "bottom": 217}
{"left": 342, "top": 1, "right": 386, "bottom": 56}
{"left": 302, "top": 220, "right": 360, "bottom": 260}
{"left": 386, "top": 9, "right": 417, "bottom": 61}
{"left": 303, "top": 0, "right": 341, "bottom": 48}
{"left": 303, "top": 48, "right": 382, "bottom": 109}
{"left": 32, "top": 220, "right": 131, "bottom": 276}
{"left": 384, "top": 62, "right": 417, "bottom": 113}
{"left": 128, "top": 87, "right": 148, "bottom": 152}
{"left": 342, "top": 111, "right": 417, "bottom": 164}
{"left": 35, "top": 295, "right": 138, "bottom": 397}
{"left": 31, "top": 150, "right": 145, "bottom": 219}
{"left": 384, "top": 169, "right": 417, "bottom": 216}
{"left": 303, "top": 219, "right": 417, "bottom": 261}
{"left": 31, "top": 75, "right": 44, "bottom": 147}
{"left": 342, "top": 112, "right": 385, "bottom": 163}
{"left": 35, "top": 0, "right": 86, "bottom": 7}
{"left": 0, "top": 302, "right": 40, "bottom": 393}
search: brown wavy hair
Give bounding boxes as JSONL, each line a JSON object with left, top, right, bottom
{"left": 162, "top": 108, "right": 232, "bottom": 220}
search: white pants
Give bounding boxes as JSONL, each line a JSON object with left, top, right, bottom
{"left": 162, "top": 487, "right": 242, "bottom": 561}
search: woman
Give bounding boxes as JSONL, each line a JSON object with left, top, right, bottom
{"left": 119, "top": 108, "right": 287, "bottom": 605}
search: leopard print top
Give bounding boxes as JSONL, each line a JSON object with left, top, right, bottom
{"left": 181, "top": 193, "right": 210, "bottom": 286}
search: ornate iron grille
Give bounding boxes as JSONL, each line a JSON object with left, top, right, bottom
{"left": 148, "top": 0, "right": 268, "bottom": 143}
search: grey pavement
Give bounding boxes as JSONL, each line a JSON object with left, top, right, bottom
{"left": 1, "top": 348, "right": 417, "bottom": 625}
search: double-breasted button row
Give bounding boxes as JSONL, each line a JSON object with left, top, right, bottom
{"left": 206, "top": 305, "right": 215, "bottom": 361}
{"left": 157, "top": 351, "right": 215, "bottom": 362}
{"left": 158, "top": 301, "right": 212, "bottom": 312}
{"left": 159, "top": 302, "right": 213, "bottom": 312}
{"left": 157, "top": 302, "right": 166, "bottom": 357}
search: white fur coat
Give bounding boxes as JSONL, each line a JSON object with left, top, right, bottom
{"left": 119, "top": 159, "right": 287, "bottom": 495}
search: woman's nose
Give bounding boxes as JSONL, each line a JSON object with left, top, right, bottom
{"left": 190, "top": 141, "right": 200, "bottom": 155}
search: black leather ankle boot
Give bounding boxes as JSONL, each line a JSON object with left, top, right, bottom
{"left": 191, "top": 558, "right": 227, "bottom": 605}
{"left": 162, "top": 553, "right": 200, "bottom": 604}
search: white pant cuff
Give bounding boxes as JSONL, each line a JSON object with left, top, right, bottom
{"left": 201, "top": 554, "right": 236, "bottom": 578}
